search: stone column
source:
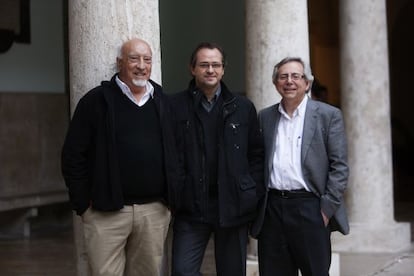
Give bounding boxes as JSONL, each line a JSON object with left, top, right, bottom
{"left": 245, "top": 0, "right": 310, "bottom": 111}
{"left": 68, "top": 1, "right": 161, "bottom": 275}
{"left": 245, "top": 0, "right": 310, "bottom": 260}
{"left": 334, "top": 0, "right": 411, "bottom": 252}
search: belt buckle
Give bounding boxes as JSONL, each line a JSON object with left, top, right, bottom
{"left": 281, "top": 190, "right": 288, "bottom": 199}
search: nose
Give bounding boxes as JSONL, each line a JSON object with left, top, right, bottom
{"left": 285, "top": 76, "right": 296, "bottom": 84}
{"left": 286, "top": 75, "right": 294, "bottom": 82}
{"left": 206, "top": 64, "right": 215, "bottom": 73}
{"left": 136, "top": 59, "right": 146, "bottom": 69}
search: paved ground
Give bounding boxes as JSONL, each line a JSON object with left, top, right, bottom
{"left": 340, "top": 247, "right": 414, "bottom": 276}
{"left": 244, "top": 247, "right": 414, "bottom": 276}
{"left": 0, "top": 202, "right": 412, "bottom": 275}
{"left": 0, "top": 228, "right": 76, "bottom": 276}
{"left": 0, "top": 227, "right": 412, "bottom": 276}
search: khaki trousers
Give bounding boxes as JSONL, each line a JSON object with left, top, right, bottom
{"left": 82, "top": 202, "right": 171, "bottom": 276}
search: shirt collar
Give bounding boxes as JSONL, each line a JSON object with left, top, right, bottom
{"left": 278, "top": 94, "right": 309, "bottom": 118}
{"left": 200, "top": 85, "right": 221, "bottom": 111}
{"left": 115, "top": 75, "right": 154, "bottom": 99}
{"left": 195, "top": 84, "right": 222, "bottom": 101}
{"left": 213, "top": 85, "right": 222, "bottom": 99}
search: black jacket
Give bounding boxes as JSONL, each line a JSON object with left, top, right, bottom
{"left": 61, "top": 75, "right": 179, "bottom": 215}
{"left": 171, "top": 80, "right": 264, "bottom": 227}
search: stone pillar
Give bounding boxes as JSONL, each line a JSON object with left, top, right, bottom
{"left": 245, "top": 0, "right": 310, "bottom": 111}
{"left": 68, "top": 0, "right": 162, "bottom": 106}
{"left": 68, "top": 1, "right": 162, "bottom": 275}
{"left": 334, "top": 0, "right": 411, "bottom": 252}
{"left": 245, "top": 0, "right": 310, "bottom": 260}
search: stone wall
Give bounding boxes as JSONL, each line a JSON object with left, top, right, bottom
{"left": 0, "top": 92, "right": 69, "bottom": 211}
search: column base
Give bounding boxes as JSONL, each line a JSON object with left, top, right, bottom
{"left": 332, "top": 222, "right": 411, "bottom": 253}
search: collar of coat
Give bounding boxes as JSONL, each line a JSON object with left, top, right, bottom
{"left": 187, "top": 79, "right": 236, "bottom": 108}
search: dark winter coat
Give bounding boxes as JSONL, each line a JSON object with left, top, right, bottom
{"left": 61, "top": 75, "right": 179, "bottom": 216}
{"left": 171, "top": 80, "right": 264, "bottom": 227}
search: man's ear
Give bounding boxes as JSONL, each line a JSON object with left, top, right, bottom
{"left": 305, "top": 80, "right": 311, "bottom": 91}
{"left": 189, "top": 64, "right": 196, "bottom": 76}
{"left": 116, "top": 57, "right": 122, "bottom": 71}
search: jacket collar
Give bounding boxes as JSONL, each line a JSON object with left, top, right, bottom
{"left": 103, "top": 74, "right": 163, "bottom": 102}
{"left": 187, "top": 79, "right": 236, "bottom": 105}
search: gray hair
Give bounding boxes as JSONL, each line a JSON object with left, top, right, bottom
{"left": 272, "top": 57, "right": 314, "bottom": 87}
{"left": 117, "top": 45, "right": 123, "bottom": 59}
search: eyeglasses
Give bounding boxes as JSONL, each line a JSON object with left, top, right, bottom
{"left": 277, "top": 73, "right": 305, "bottom": 81}
{"left": 197, "top": 62, "right": 223, "bottom": 70}
{"left": 127, "top": 55, "right": 152, "bottom": 65}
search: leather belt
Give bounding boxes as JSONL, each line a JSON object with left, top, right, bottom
{"left": 268, "top": 189, "right": 315, "bottom": 199}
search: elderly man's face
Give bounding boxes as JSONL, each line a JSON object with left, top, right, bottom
{"left": 274, "top": 61, "right": 310, "bottom": 101}
{"left": 117, "top": 39, "right": 152, "bottom": 88}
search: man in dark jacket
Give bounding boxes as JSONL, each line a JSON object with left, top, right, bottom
{"left": 170, "top": 42, "right": 264, "bottom": 276}
{"left": 61, "top": 38, "right": 177, "bottom": 276}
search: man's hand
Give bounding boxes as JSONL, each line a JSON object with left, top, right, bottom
{"left": 321, "top": 211, "right": 329, "bottom": 227}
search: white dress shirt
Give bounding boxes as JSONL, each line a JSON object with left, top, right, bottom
{"left": 269, "top": 95, "right": 310, "bottom": 191}
{"left": 115, "top": 76, "right": 154, "bottom": 106}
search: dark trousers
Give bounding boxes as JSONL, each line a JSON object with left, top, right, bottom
{"left": 171, "top": 218, "right": 248, "bottom": 276}
{"left": 258, "top": 191, "right": 331, "bottom": 276}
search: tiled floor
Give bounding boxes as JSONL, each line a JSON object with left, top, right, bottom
{"left": 0, "top": 202, "right": 412, "bottom": 276}
{"left": 0, "top": 227, "right": 75, "bottom": 276}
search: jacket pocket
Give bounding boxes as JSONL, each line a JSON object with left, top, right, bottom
{"left": 238, "top": 174, "right": 258, "bottom": 216}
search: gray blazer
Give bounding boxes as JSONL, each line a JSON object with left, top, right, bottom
{"left": 251, "top": 98, "right": 349, "bottom": 237}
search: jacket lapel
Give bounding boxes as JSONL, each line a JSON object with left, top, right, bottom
{"left": 266, "top": 104, "right": 280, "bottom": 176}
{"left": 301, "top": 100, "right": 318, "bottom": 162}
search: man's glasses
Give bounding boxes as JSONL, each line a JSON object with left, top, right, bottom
{"left": 197, "top": 62, "right": 223, "bottom": 70}
{"left": 127, "top": 55, "right": 152, "bottom": 65}
{"left": 277, "top": 73, "right": 304, "bottom": 81}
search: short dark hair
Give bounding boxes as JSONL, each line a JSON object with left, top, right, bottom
{"left": 189, "top": 42, "right": 226, "bottom": 68}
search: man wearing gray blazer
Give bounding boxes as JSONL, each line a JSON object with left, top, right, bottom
{"left": 252, "top": 57, "right": 349, "bottom": 276}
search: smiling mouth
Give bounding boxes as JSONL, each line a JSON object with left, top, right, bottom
{"left": 134, "top": 72, "right": 146, "bottom": 77}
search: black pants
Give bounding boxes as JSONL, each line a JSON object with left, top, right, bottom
{"left": 258, "top": 191, "right": 331, "bottom": 276}
{"left": 172, "top": 218, "right": 248, "bottom": 276}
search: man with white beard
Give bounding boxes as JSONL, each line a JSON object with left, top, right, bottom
{"left": 62, "top": 38, "right": 178, "bottom": 276}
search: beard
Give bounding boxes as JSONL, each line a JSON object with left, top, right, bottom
{"left": 132, "top": 79, "right": 147, "bottom": 87}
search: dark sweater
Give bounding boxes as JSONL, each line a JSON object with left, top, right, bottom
{"left": 198, "top": 97, "right": 222, "bottom": 198}
{"left": 113, "top": 92, "right": 166, "bottom": 204}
